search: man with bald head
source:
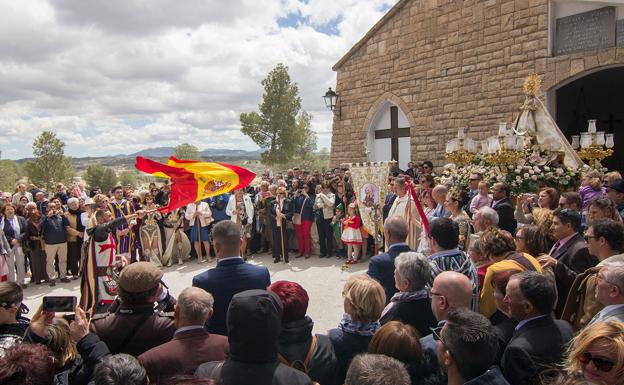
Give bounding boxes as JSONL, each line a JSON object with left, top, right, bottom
{"left": 368, "top": 216, "right": 411, "bottom": 303}
{"left": 12, "top": 183, "right": 32, "bottom": 205}
{"left": 420, "top": 271, "right": 474, "bottom": 381}
{"left": 139, "top": 287, "right": 229, "bottom": 383}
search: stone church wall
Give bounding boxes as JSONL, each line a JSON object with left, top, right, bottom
{"left": 330, "top": 0, "right": 624, "bottom": 168}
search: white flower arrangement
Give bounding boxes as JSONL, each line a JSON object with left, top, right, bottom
{"left": 439, "top": 145, "right": 591, "bottom": 195}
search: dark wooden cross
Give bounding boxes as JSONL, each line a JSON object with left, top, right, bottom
{"left": 374, "top": 106, "right": 410, "bottom": 161}
{"left": 601, "top": 114, "right": 622, "bottom": 132}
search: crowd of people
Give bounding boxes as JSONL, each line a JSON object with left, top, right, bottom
{"left": 0, "top": 161, "right": 624, "bottom": 385}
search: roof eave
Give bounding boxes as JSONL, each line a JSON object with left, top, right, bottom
{"left": 332, "top": 0, "right": 412, "bottom": 71}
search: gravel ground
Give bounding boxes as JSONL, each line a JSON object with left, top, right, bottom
{"left": 22, "top": 252, "right": 370, "bottom": 334}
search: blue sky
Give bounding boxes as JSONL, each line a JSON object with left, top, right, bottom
{"left": 0, "top": 0, "right": 398, "bottom": 159}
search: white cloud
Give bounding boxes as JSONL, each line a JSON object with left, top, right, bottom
{"left": 0, "top": 0, "right": 398, "bottom": 159}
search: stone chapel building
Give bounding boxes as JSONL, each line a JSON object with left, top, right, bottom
{"left": 329, "top": 0, "right": 624, "bottom": 172}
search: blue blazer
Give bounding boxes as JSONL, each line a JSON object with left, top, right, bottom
{"left": 367, "top": 243, "right": 412, "bottom": 303}
{"left": 192, "top": 258, "right": 271, "bottom": 336}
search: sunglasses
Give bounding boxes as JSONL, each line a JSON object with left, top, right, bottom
{"left": 579, "top": 352, "right": 615, "bottom": 372}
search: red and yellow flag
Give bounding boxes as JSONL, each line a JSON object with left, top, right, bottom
{"left": 135, "top": 156, "right": 256, "bottom": 212}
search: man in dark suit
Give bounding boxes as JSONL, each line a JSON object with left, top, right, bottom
{"left": 367, "top": 216, "right": 410, "bottom": 303}
{"left": 437, "top": 308, "right": 509, "bottom": 385}
{"left": 139, "top": 287, "right": 229, "bottom": 384}
{"left": 490, "top": 183, "right": 517, "bottom": 235}
{"left": 382, "top": 180, "right": 397, "bottom": 225}
{"left": 537, "top": 208, "right": 596, "bottom": 316}
{"left": 192, "top": 220, "right": 271, "bottom": 335}
{"left": 501, "top": 271, "right": 574, "bottom": 385}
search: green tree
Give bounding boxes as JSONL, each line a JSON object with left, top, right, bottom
{"left": 83, "top": 164, "right": 118, "bottom": 193}
{"left": 119, "top": 170, "right": 138, "bottom": 187}
{"left": 173, "top": 143, "right": 200, "bottom": 160}
{"left": 240, "top": 63, "right": 308, "bottom": 164}
{"left": 294, "top": 111, "right": 317, "bottom": 160}
{"left": 0, "top": 159, "right": 20, "bottom": 192}
{"left": 24, "top": 131, "right": 74, "bottom": 190}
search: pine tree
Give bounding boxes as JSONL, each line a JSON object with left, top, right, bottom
{"left": 240, "top": 63, "right": 310, "bottom": 164}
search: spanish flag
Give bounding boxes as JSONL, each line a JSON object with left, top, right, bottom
{"left": 135, "top": 156, "right": 256, "bottom": 212}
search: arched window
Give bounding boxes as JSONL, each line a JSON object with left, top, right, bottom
{"left": 366, "top": 101, "right": 411, "bottom": 170}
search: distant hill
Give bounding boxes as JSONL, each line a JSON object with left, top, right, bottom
{"left": 13, "top": 146, "right": 263, "bottom": 173}
{"left": 124, "top": 147, "right": 263, "bottom": 158}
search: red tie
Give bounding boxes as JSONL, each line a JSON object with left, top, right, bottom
{"left": 550, "top": 241, "right": 561, "bottom": 256}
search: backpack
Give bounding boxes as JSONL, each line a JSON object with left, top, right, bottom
{"left": 277, "top": 335, "right": 317, "bottom": 374}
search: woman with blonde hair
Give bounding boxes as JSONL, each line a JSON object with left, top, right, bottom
{"left": 478, "top": 227, "right": 542, "bottom": 318}
{"left": 47, "top": 318, "right": 78, "bottom": 371}
{"left": 565, "top": 320, "right": 624, "bottom": 385}
{"left": 329, "top": 274, "right": 385, "bottom": 385}
{"left": 579, "top": 170, "right": 606, "bottom": 212}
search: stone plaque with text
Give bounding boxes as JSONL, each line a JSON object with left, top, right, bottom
{"left": 617, "top": 19, "right": 624, "bottom": 47}
{"left": 555, "top": 7, "right": 615, "bottom": 56}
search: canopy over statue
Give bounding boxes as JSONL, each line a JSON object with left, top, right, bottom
{"left": 512, "top": 74, "right": 583, "bottom": 169}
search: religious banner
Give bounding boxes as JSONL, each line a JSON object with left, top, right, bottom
{"left": 348, "top": 162, "right": 389, "bottom": 244}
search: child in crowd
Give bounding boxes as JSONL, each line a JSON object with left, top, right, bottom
{"left": 579, "top": 170, "right": 605, "bottom": 211}
{"left": 341, "top": 203, "right": 365, "bottom": 264}
{"left": 470, "top": 181, "right": 492, "bottom": 214}
{"left": 332, "top": 203, "right": 346, "bottom": 258}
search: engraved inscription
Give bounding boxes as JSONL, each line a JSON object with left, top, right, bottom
{"left": 554, "top": 7, "right": 616, "bottom": 56}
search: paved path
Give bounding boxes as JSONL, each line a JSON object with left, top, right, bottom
{"left": 22, "top": 253, "right": 370, "bottom": 334}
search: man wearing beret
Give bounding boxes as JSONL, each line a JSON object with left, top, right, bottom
{"left": 90, "top": 261, "right": 175, "bottom": 356}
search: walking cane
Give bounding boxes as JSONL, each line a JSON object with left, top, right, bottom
{"left": 280, "top": 208, "right": 285, "bottom": 261}
{"left": 279, "top": 225, "right": 285, "bottom": 261}
{"left": 196, "top": 211, "right": 202, "bottom": 262}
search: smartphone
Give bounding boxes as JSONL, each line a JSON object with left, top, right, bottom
{"left": 42, "top": 296, "right": 77, "bottom": 312}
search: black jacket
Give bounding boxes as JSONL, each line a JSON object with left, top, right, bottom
{"left": 552, "top": 233, "right": 596, "bottom": 316}
{"left": 379, "top": 297, "right": 438, "bottom": 338}
{"left": 195, "top": 290, "right": 312, "bottom": 385}
{"left": 328, "top": 327, "right": 372, "bottom": 385}
{"left": 491, "top": 311, "right": 518, "bottom": 364}
{"left": 24, "top": 329, "right": 110, "bottom": 385}
{"left": 464, "top": 366, "right": 510, "bottom": 385}
{"left": 278, "top": 316, "right": 339, "bottom": 385}
{"left": 382, "top": 193, "right": 397, "bottom": 223}
{"left": 269, "top": 198, "right": 293, "bottom": 225}
{"left": 491, "top": 198, "right": 517, "bottom": 235}
{"left": 367, "top": 243, "right": 412, "bottom": 303}
{"left": 0, "top": 318, "right": 29, "bottom": 356}
{"left": 2, "top": 215, "right": 28, "bottom": 247}
{"left": 501, "top": 316, "right": 574, "bottom": 385}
